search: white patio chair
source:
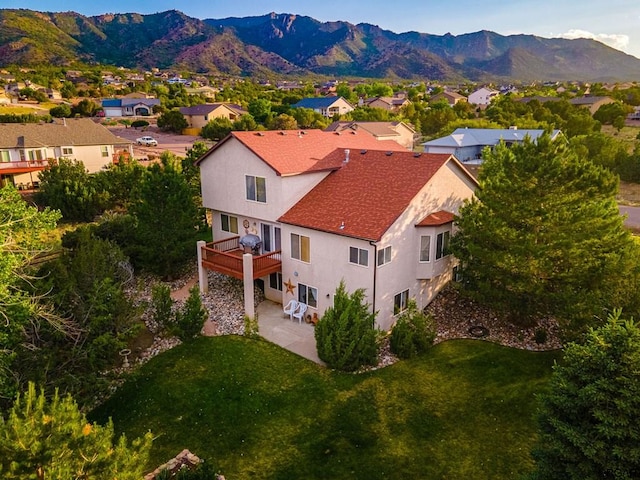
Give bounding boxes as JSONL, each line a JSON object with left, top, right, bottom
{"left": 283, "top": 299, "right": 298, "bottom": 320}
{"left": 292, "top": 303, "right": 308, "bottom": 324}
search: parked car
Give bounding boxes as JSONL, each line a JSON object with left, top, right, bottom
{"left": 136, "top": 136, "right": 158, "bottom": 146}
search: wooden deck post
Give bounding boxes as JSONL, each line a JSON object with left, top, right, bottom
{"left": 243, "top": 252, "right": 255, "bottom": 319}
{"left": 197, "top": 240, "right": 208, "bottom": 294}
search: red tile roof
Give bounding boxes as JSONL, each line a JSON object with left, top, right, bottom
{"left": 416, "top": 210, "right": 455, "bottom": 226}
{"left": 196, "top": 129, "right": 406, "bottom": 176}
{"left": 279, "top": 150, "right": 455, "bottom": 241}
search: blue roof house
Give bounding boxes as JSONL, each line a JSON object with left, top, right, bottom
{"left": 422, "top": 127, "right": 563, "bottom": 164}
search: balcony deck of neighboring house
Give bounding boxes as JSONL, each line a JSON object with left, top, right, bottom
{"left": 200, "top": 236, "right": 282, "bottom": 280}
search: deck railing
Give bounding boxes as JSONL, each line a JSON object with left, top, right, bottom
{"left": 200, "top": 236, "right": 281, "bottom": 280}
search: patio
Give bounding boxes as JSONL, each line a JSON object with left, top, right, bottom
{"left": 256, "top": 300, "right": 322, "bottom": 364}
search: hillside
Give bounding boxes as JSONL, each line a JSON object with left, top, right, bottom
{"left": 2, "top": 8, "right": 640, "bottom": 81}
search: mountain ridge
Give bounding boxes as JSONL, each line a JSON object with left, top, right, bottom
{"left": 1, "top": 8, "right": 639, "bottom": 81}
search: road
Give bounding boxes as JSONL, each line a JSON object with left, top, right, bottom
{"left": 107, "top": 125, "right": 212, "bottom": 159}
{"left": 620, "top": 205, "right": 640, "bottom": 229}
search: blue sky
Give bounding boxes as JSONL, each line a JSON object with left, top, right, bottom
{"left": 14, "top": 0, "right": 640, "bottom": 59}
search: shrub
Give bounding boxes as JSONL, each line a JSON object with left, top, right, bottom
{"left": 534, "top": 328, "right": 548, "bottom": 344}
{"left": 389, "top": 301, "right": 436, "bottom": 359}
{"left": 131, "top": 119, "right": 149, "bottom": 129}
{"left": 315, "top": 281, "right": 378, "bottom": 371}
{"left": 151, "top": 283, "right": 174, "bottom": 335}
{"left": 173, "top": 286, "right": 208, "bottom": 341}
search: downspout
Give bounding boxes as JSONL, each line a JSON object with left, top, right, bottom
{"left": 369, "top": 240, "right": 377, "bottom": 315}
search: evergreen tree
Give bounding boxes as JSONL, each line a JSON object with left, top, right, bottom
{"left": 130, "top": 155, "right": 201, "bottom": 279}
{"left": 0, "top": 383, "right": 152, "bottom": 480}
{"left": 157, "top": 109, "right": 188, "bottom": 133}
{"left": 529, "top": 311, "right": 640, "bottom": 480}
{"left": 451, "top": 135, "right": 640, "bottom": 335}
{"left": 315, "top": 281, "right": 378, "bottom": 371}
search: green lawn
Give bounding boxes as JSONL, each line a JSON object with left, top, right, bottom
{"left": 90, "top": 336, "right": 561, "bottom": 480}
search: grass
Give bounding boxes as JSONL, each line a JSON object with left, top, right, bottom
{"left": 90, "top": 336, "right": 561, "bottom": 480}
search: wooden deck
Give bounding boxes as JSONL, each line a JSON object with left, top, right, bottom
{"left": 200, "top": 236, "right": 282, "bottom": 280}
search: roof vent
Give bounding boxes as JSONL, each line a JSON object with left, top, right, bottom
{"left": 334, "top": 132, "right": 341, "bottom": 135}
{"left": 256, "top": 132, "right": 264, "bottom": 136}
{"left": 344, "top": 149, "right": 350, "bottom": 163}
{"left": 279, "top": 131, "right": 286, "bottom": 135}
{"left": 360, "top": 150, "right": 367, "bottom": 155}
{"left": 413, "top": 152, "right": 422, "bottom": 157}
{"left": 339, "top": 221, "right": 345, "bottom": 230}
{"left": 386, "top": 151, "right": 393, "bottom": 156}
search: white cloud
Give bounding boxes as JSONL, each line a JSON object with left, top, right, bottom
{"left": 558, "top": 29, "right": 630, "bottom": 52}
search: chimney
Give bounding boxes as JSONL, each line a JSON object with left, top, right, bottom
{"left": 344, "top": 149, "right": 350, "bottom": 163}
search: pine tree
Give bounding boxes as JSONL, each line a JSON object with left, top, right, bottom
{"left": 0, "top": 383, "right": 153, "bottom": 480}
{"left": 315, "top": 281, "right": 378, "bottom": 371}
{"left": 529, "top": 311, "right": 640, "bottom": 479}
{"left": 451, "top": 135, "right": 640, "bottom": 335}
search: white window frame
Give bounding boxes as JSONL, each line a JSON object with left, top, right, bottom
{"left": 298, "top": 283, "right": 318, "bottom": 309}
{"left": 100, "top": 146, "right": 109, "bottom": 157}
{"left": 435, "top": 230, "right": 451, "bottom": 260}
{"left": 377, "top": 245, "right": 392, "bottom": 267}
{"left": 220, "top": 213, "right": 238, "bottom": 234}
{"left": 245, "top": 175, "right": 266, "bottom": 203}
{"left": 419, "top": 235, "right": 431, "bottom": 262}
{"left": 394, "top": 289, "right": 409, "bottom": 315}
{"left": 61, "top": 147, "right": 73, "bottom": 156}
{"left": 291, "top": 233, "right": 310, "bottom": 263}
{"left": 349, "top": 246, "right": 369, "bottom": 267}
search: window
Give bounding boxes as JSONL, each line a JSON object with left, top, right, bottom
{"left": 62, "top": 147, "right": 73, "bottom": 156}
{"left": 221, "top": 214, "right": 238, "bottom": 234}
{"left": 349, "top": 246, "right": 369, "bottom": 267}
{"left": 27, "top": 150, "right": 44, "bottom": 161}
{"left": 394, "top": 289, "right": 409, "bottom": 315}
{"left": 19, "top": 150, "right": 26, "bottom": 162}
{"left": 0, "top": 151, "right": 10, "bottom": 163}
{"left": 245, "top": 175, "right": 266, "bottom": 203}
{"left": 435, "top": 231, "right": 451, "bottom": 260}
{"left": 101, "top": 146, "right": 109, "bottom": 157}
{"left": 377, "top": 246, "right": 392, "bottom": 266}
{"left": 291, "top": 233, "right": 310, "bottom": 262}
{"left": 298, "top": 283, "right": 318, "bottom": 308}
{"left": 269, "top": 272, "right": 282, "bottom": 291}
{"left": 420, "top": 235, "right": 431, "bottom": 262}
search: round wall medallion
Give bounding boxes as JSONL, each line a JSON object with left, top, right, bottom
{"left": 243, "top": 219, "right": 250, "bottom": 228}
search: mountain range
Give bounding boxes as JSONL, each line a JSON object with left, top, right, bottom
{"left": 1, "top": 8, "right": 640, "bottom": 82}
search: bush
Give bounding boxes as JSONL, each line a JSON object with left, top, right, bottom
{"left": 151, "top": 283, "right": 174, "bottom": 335}
{"left": 131, "top": 119, "right": 149, "bottom": 129}
{"left": 315, "top": 281, "right": 378, "bottom": 371}
{"left": 534, "top": 328, "right": 548, "bottom": 344}
{"left": 173, "top": 286, "right": 208, "bottom": 341}
{"left": 389, "top": 300, "right": 436, "bottom": 359}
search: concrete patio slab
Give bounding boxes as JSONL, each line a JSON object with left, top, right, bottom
{"left": 256, "top": 300, "right": 323, "bottom": 364}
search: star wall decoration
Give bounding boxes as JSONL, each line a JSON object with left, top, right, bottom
{"left": 284, "top": 278, "right": 296, "bottom": 295}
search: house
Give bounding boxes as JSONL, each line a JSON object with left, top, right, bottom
{"left": 569, "top": 96, "right": 615, "bottom": 115}
{"left": 361, "top": 96, "right": 411, "bottom": 112}
{"left": 179, "top": 103, "right": 246, "bottom": 131}
{"left": 195, "top": 129, "right": 477, "bottom": 331}
{"left": 430, "top": 91, "right": 467, "bottom": 106}
{"left": 0, "top": 118, "right": 133, "bottom": 188}
{"left": 324, "top": 121, "right": 416, "bottom": 150}
{"left": 422, "top": 127, "right": 563, "bottom": 164}
{"left": 101, "top": 97, "right": 160, "bottom": 117}
{"left": 291, "top": 96, "right": 355, "bottom": 118}
{"left": 468, "top": 87, "right": 499, "bottom": 106}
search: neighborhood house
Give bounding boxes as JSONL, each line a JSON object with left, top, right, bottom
{"left": 422, "top": 127, "right": 563, "bottom": 164}
{"left": 196, "top": 129, "right": 478, "bottom": 331}
{"left": 0, "top": 118, "right": 133, "bottom": 188}
{"left": 291, "top": 96, "right": 355, "bottom": 118}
